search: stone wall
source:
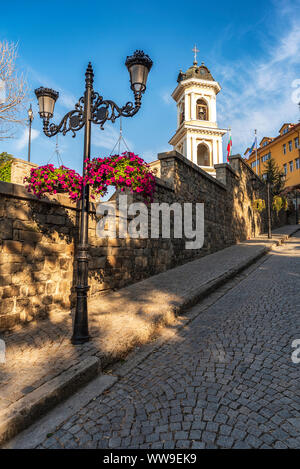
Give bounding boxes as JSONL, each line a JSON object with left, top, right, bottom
{"left": 0, "top": 152, "right": 288, "bottom": 329}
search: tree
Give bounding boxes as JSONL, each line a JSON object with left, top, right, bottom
{"left": 0, "top": 151, "right": 13, "bottom": 182}
{"left": 0, "top": 41, "right": 28, "bottom": 139}
{"left": 263, "top": 157, "right": 285, "bottom": 195}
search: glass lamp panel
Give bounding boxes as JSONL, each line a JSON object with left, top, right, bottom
{"left": 44, "top": 95, "right": 55, "bottom": 117}
{"left": 37, "top": 96, "right": 45, "bottom": 116}
{"left": 38, "top": 95, "right": 55, "bottom": 117}
{"left": 129, "top": 64, "right": 149, "bottom": 89}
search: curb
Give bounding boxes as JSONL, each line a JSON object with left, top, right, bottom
{"left": 1, "top": 227, "right": 299, "bottom": 446}
{"left": 0, "top": 356, "right": 100, "bottom": 446}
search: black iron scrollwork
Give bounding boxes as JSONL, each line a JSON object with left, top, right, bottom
{"left": 42, "top": 97, "right": 85, "bottom": 138}
{"left": 90, "top": 91, "right": 141, "bottom": 129}
{"left": 42, "top": 89, "right": 142, "bottom": 136}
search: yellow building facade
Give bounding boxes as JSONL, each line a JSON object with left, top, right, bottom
{"left": 245, "top": 123, "right": 300, "bottom": 188}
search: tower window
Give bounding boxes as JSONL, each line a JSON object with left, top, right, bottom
{"left": 196, "top": 99, "right": 208, "bottom": 121}
{"left": 197, "top": 143, "right": 210, "bottom": 166}
{"left": 179, "top": 102, "right": 185, "bottom": 124}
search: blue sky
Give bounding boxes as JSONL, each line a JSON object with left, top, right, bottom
{"left": 1, "top": 0, "right": 300, "bottom": 174}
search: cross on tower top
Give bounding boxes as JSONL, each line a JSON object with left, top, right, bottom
{"left": 192, "top": 44, "right": 199, "bottom": 65}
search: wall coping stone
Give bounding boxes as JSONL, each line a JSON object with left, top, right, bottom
{"left": 11, "top": 158, "right": 39, "bottom": 168}
{"left": 157, "top": 150, "right": 227, "bottom": 190}
{"left": 214, "top": 162, "right": 239, "bottom": 178}
{"left": 0, "top": 181, "right": 85, "bottom": 212}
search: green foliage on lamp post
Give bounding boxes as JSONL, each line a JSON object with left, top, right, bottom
{"left": 252, "top": 198, "right": 266, "bottom": 213}
{"left": 272, "top": 195, "right": 288, "bottom": 214}
{"left": 0, "top": 152, "right": 13, "bottom": 182}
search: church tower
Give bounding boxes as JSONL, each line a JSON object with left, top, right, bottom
{"left": 169, "top": 48, "right": 227, "bottom": 177}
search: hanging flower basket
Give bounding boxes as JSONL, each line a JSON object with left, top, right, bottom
{"left": 85, "top": 152, "right": 156, "bottom": 203}
{"left": 24, "top": 164, "right": 83, "bottom": 201}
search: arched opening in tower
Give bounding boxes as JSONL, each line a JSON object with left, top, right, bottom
{"left": 196, "top": 99, "right": 208, "bottom": 121}
{"left": 197, "top": 143, "right": 210, "bottom": 166}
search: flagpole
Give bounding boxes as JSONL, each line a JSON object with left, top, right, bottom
{"left": 255, "top": 129, "right": 258, "bottom": 175}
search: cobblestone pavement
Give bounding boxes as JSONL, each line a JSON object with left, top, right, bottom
{"left": 3, "top": 227, "right": 297, "bottom": 416}
{"left": 35, "top": 234, "right": 300, "bottom": 449}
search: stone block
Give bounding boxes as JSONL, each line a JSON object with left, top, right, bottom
{"left": 46, "top": 215, "right": 65, "bottom": 225}
{"left": 13, "top": 220, "right": 39, "bottom": 232}
{"left": 1, "top": 285, "right": 20, "bottom": 298}
{"left": 0, "top": 220, "right": 13, "bottom": 239}
{"left": 18, "top": 231, "right": 42, "bottom": 243}
{"left": 0, "top": 263, "right": 22, "bottom": 275}
{"left": 90, "top": 257, "right": 106, "bottom": 269}
{"left": 0, "top": 274, "right": 12, "bottom": 286}
{"left": 0, "top": 298, "right": 15, "bottom": 315}
{"left": 0, "top": 254, "right": 25, "bottom": 265}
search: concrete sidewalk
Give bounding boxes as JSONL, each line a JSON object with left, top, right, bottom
{"left": 0, "top": 224, "right": 299, "bottom": 445}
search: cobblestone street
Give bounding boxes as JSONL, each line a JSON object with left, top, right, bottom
{"left": 30, "top": 234, "right": 300, "bottom": 448}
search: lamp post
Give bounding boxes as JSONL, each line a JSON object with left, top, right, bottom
{"left": 266, "top": 177, "right": 272, "bottom": 239}
{"left": 251, "top": 174, "right": 272, "bottom": 239}
{"left": 27, "top": 104, "right": 34, "bottom": 162}
{"left": 34, "top": 51, "right": 153, "bottom": 344}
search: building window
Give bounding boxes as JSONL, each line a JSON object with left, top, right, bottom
{"left": 290, "top": 160, "right": 293, "bottom": 172}
{"left": 283, "top": 163, "right": 287, "bottom": 175}
{"left": 295, "top": 137, "right": 299, "bottom": 149}
{"left": 196, "top": 99, "right": 208, "bottom": 121}
{"left": 179, "top": 103, "right": 185, "bottom": 124}
{"left": 251, "top": 161, "right": 257, "bottom": 169}
{"left": 262, "top": 152, "right": 271, "bottom": 162}
{"left": 283, "top": 143, "right": 286, "bottom": 154}
{"left": 283, "top": 127, "right": 289, "bottom": 134}
{"left": 262, "top": 173, "right": 267, "bottom": 180}
{"left": 289, "top": 140, "right": 292, "bottom": 152}
{"left": 296, "top": 158, "right": 300, "bottom": 170}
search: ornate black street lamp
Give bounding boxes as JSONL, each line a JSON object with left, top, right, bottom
{"left": 27, "top": 104, "right": 34, "bottom": 162}
{"left": 34, "top": 51, "right": 153, "bottom": 344}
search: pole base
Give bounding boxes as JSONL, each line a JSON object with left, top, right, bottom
{"left": 71, "top": 334, "right": 90, "bottom": 345}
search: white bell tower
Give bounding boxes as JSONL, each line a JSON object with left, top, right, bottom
{"left": 169, "top": 47, "right": 227, "bottom": 177}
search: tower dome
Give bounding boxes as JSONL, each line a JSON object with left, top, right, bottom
{"left": 177, "top": 63, "right": 215, "bottom": 83}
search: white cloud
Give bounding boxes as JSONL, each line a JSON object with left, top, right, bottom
{"left": 216, "top": 12, "right": 300, "bottom": 158}
{"left": 15, "top": 127, "right": 39, "bottom": 151}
